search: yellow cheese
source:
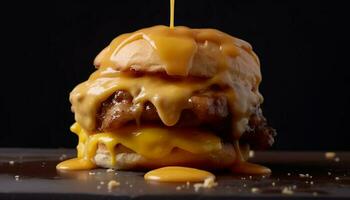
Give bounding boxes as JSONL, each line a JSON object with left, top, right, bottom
{"left": 57, "top": 123, "right": 222, "bottom": 170}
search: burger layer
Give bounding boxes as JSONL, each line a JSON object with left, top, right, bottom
{"left": 97, "top": 90, "right": 275, "bottom": 150}
{"left": 71, "top": 123, "right": 243, "bottom": 169}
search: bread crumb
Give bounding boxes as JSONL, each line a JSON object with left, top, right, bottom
{"left": 251, "top": 187, "right": 260, "bottom": 193}
{"left": 107, "top": 180, "right": 120, "bottom": 191}
{"left": 249, "top": 150, "right": 255, "bottom": 158}
{"left": 176, "top": 186, "right": 182, "bottom": 190}
{"left": 299, "top": 174, "right": 306, "bottom": 178}
{"left": 282, "top": 187, "right": 294, "bottom": 195}
{"left": 334, "top": 157, "right": 340, "bottom": 162}
{"left": 88, "top": 172, "right": 96, "bottom": 175}
{"left": 272, "top": 182, "right": 276, "bottom": 186}
{"left": 310, "top": 181, "right": 314, "bottom": 185}
{"left": 14, "top": 175, "right": 20, "bottom": 181}
{"left": 59, "top": 154, "right": 67, "bottom": 161}
{"left": 186, "top": 181, "right": 190, "bottom": 187}
{"left": 328, "top": 172, "right": 332, "bottom": 176}
{"left": 106, "top": 168, "right": 114, "bottom": 173}
{"left": 96, "top": 185, "right": 101, "bottom": 190}
{"left": 100, "top": 181, "right": 105, "bottom": 185}
{"left": 313, "top": 192, "right": 318, "bottom": 196}
{"left": 9, "top": 160, "right": 15, "bottom": 165}
{"left": 325, "top": 152, "right": 336, "bottom": 160}
{"left": 335, "top": 177, "right": 340, "bottom": 181}
{"left": 193, "top": 177, "right": 218, "bottom": 192}
{"left": 287, "top": 173, "right": 291, "bottom": 176}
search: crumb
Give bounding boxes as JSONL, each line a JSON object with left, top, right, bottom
{"left": 249, "top": 176, "right": 252, "bottom": 180}
{"left": 114, "top": 172, "right": 118, "bottom": 175}
{"left": 59, "top": 154, "right": 67, "bottom": 161}
{"left": 241, "top": 177, "right": 246, "bottom": 180}
{"left": 313, "top": 192, "right": 318, "bottom": 196}
{"left": 106, "top": 168, "right": 114, "bottom": 173}
{"left": 107, "top": 180, "right": 120, "bottom": 191}
{"left": 9, "top": 160, "right": 15, "bottom": 165}
{"left": 282, "top": 187, "right": 294, "bottom": 195}
{"left": 243, "top": 184, "right": 247, "bottom": 187}
{"left": 328, "top": 172, "right": 332, "bottom": 176}
{"left": 97, "top": 185, "right": 101, "bottom": 190}
{"left": 287, "top": 173, "right": 291, "bottom": 176}
{"left": 335, "top": 177, "right": 340, "bottom": 181}
{"left": 334, "top": 157, "right": 340, "bottom": 162}
{"left": 186, "top": 181, "right": 190, "bottom": 187}
{"left": 251, "top": 187, "right": 260, "bottom": 193}
{"left": 310, "top": 181, "right": 314, "bottom": 185}
{"left": 129, "top": 184, "right": 133, "bottom": 188}
{"left": 292, "top": 185, "right": 297, "bottom": 189}
{"left": 272, "top": 182, "right": 276, "bottom": 186}
{"left": 14, "top": 175, "right": 20, "bottom": 181}
{"left": 176, "top": 186, "right": 182, "bottom": 190}
{"left": 305, "top": 174, "right": 310, "bottom": 177}
{"left": 193, "top": 177, "right": 218, "bottom": 192}
{"left": 310, "top": 176, "right": 313, "bottom": 179}
{"left": 249, "top": 150, "right": 255, "bottom": 158}
{"left": 262, "top": 175, "right": 266, "bottom": 178}
{"left": 325, "top": 152, "right": 336, "bottom": 160}
{"left": 305, "top": 181, "right": 309, "bottom": 184}
{"left": 100, "top": 181, "right": 105, "bottom": 185}
{"left": 89, "top": 172, "right": 96, "bottom": 175}
{"left": 299, "top": 174, "right": 306, "bottom": 178}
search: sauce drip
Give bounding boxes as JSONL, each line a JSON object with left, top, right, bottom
{"left": 144, "top": 166, "right": 214, "bottom": 182}
{"left": 170, "top": 0, "right": 175, "bottom": 28}
{"left": 231, "top": 162, "right": 271, "bottom": 175}
{"left": 56, "top": 158, "right": 96, "bottom": 171}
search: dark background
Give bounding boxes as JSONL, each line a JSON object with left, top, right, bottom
{"left": 1, "top": 1, "right": 349, "bottom": 150}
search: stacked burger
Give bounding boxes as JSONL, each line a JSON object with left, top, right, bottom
{"left": 58, "top": 26, "right": 276, "bottom": 171}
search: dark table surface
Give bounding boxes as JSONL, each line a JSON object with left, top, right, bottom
{"left": 0, "top": 148, "right": 349, "bottom": 200}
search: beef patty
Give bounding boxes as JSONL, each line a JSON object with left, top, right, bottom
{"left": 96, "top": 90, "right": 276, "bottom": 150}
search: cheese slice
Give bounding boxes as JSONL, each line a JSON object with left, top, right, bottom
{"left": 57, "top": 123, "right": 223, "bottom": 170}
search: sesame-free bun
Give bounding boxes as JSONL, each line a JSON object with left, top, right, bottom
{"left": 94, "top": 143, "right": 249, "bottom": 170}
{"left": 94, "top": 26, "right": 261, "bottom": 86}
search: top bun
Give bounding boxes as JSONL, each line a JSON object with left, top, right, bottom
{"left": 94, "top": 26, "right": 261, "bottom": 84}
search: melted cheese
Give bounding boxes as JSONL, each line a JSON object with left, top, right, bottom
{"left": 144, "top": 166, "right": 214, "bottom": 182}
{"left": 56, "top": 123, "right": 222, "bottom": 170}
{"left": 64, "top": 17, "right": 267, "bottom": 173}
{"left": 71, "top": 25, "right": 262, "bottom": 139}
{"left": 170, "top": 0, "right": 175, "bottom": 28}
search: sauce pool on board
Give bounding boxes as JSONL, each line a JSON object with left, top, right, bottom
{"left": 144, "top": 166, "right": 215, "bottom": 182}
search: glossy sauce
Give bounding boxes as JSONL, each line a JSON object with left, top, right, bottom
{"left": 144, "top": 166, "right": 214, "bottom": 182}
{"left": 170, "top": 0, "right": 175, "bottom": 28}
{"left": 58, "top": 0, "right": 265, "bottom": 177}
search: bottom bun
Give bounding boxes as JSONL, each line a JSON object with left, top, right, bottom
{"left": 94, "top": 143, "right": 249, "bottom": 170}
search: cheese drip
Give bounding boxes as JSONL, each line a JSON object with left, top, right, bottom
{"left": 57, "top": 123, "right": 222, "bottom": 170}
{"left": 71, "top": 25, "right": 263, "bottom": 141}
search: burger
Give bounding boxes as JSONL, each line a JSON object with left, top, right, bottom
{"left": 57, "top": 25, "right": 276, "bottom": 171}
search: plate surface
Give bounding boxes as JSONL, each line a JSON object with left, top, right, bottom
{"left": 0, "top": 148, "right": 349, "bottom": 199}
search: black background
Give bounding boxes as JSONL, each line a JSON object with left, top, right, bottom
{"left": 1, "top": 1, "right": 349, "bottom": 150}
